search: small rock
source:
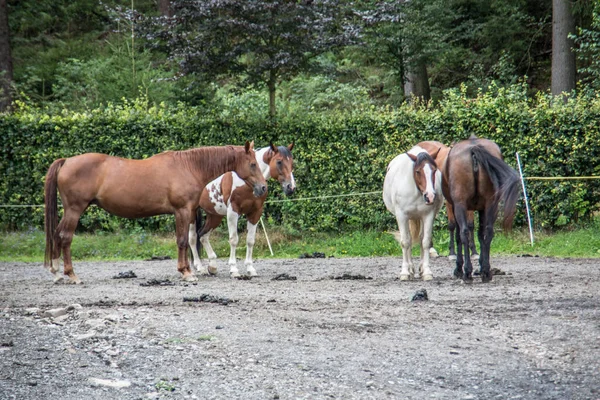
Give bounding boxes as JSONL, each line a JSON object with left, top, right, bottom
{"left": 67, "top": 304, "right": 83, "bottom": 311}
{"left": 411, "top": 289, "right": 429, "bottom": 301}
{"left": 43, "top": 308, "right": 68, "bottom": 318}
{"left": 53, "top": 314, "right": 70, "bottom": 323}
{"left": 104, "top": 314, "right": 120, "bottom": 323}
{"left": 85, "top": 319, "right": 106, "bottom": 330}
{"left": 24, "top": 308, "right": 40, "bottom": 315}
{"left": 215, "top": 325, "right": 224, "bottom": 330}
{"left": 88, "top": 377, "right": 131, "bottom": 389}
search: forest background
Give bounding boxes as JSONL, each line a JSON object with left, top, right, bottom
{"left": 1, "top": 0, "right": 600, "bottom": 259}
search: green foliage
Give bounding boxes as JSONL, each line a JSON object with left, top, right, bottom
{"left": 1, "top": 84, "right": 600, "bottom": 233}
{"left": 572, "top": 3, "right": 600, "bottom": 91}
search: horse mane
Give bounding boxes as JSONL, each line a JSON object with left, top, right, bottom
{"left": 171, "top": 146, "right": 241, "bottom": 178}
{"left": 413, "top": 151, "right": 438, "bottom": 168}
{"left": 276, "top": 146, "right": 293, "bottom": 159}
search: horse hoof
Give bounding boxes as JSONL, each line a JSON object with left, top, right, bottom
{"left": 462, "top": 277, "right": 473, "bottom": 284}
{"left": 230, "top": 271, "right": 241, "bottom": 279}
{"left": 481, "top": 274, "right": 493, "bottom": 283}
{"left": 448, "top": 255, "right": 457, "bottom": 261}
{"left": 423, "top": 274, "right": 433, "bottom": 281}
{"left": 196, "top": 268, "right": 210, "bottom": 276}
{"left": 208, "top": 265, "right": 218, "bottom": 275}
{"left": 429, "top": 248, "right": 439, "bottom": 258}
{"left": 399, "top": 274, "right": 410, "bottom": 281}
{"left": 247, "top": 269, "right": 257, "bottom": 277}
{"left": 183, "top": 274, "right": 198, "bottom": 282}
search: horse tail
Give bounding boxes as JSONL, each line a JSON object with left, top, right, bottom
{"left": 471, "top": 146, "right": 520, "bottom": 232}
{"left": 44, "top": 158, "right": 66, "bottom": 268}
{"left": 409, "top": 219, "right": 422, "bottom": 244}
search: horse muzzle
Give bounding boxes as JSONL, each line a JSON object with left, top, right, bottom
{"left": 423, "top": 193, "right": 436, "bottom": 205}
{"left": 253, "top": 184, "right": 267, "bottom": 197}
{"left": 282, "top": 182, "right": 296, "bottom": 196}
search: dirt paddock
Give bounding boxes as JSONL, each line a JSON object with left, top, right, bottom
{"left": 0, "top": 255, "right": 599, "bottom": 399}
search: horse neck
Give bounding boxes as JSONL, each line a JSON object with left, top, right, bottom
{"left": 255, "top": 147, "right": 273, "bottom": 180}
{"left": 181, "top": 147, "right": 241, "bottom": 184}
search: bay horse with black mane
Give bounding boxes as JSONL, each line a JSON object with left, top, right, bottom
{"left": 189, "top": 143, "right": 295, "bottom": 277}
{"left": 44, "top": 141, "right": 266, "bottom": 284}
{"left": 443, "top": 136, "right": 520, "bottom": 283}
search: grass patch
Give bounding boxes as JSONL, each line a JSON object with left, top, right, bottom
{"left": 1, "top": 223, "right": 599, "bottom": 262}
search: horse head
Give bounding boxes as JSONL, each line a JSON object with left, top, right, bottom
{"left": 268, "top": 143, "right": 296, "bottom": 196}
{"left": 235, "top": 141, "right": 267, "bottom": 197}
{"left": 407, "top": 151, "right": 439, "bottom": 205}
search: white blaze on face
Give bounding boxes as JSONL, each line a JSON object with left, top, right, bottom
{"left": 422, "top": 163, "right": 436, "bottom": 204}
{"left": 289, "top": 169, "right": 296, "bottom": 191}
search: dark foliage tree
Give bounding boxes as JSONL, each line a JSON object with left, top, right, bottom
{"left": 139, "top": 0, "right": 361, "bottom": 116}
{"left": 0, "top": 0, "right": 13, "bottom": 111}
{"left": 552, "top": 0, "right": 577, "bottom": 98}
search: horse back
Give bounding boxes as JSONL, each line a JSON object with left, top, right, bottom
{"left": 58, "top": 152, "right": 197, "bottom": 217}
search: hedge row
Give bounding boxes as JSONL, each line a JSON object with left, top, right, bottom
{"left": 2, "top": 85, "right": 600, "bottom": 233}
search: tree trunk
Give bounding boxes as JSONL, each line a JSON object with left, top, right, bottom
{"left": 268, "top": 69, "right": 277, "bottom": 118}
{"left": 0, "top": 0, "right": 13, "bottom": 112}
{"left": 551, "top": 0, "right": 576, "bottom": 98}
{"left": 158, "top": 0, "right": 171, "bottom": 17}
{"left": 404, "top": 60, "right": 430, "bottom": 102}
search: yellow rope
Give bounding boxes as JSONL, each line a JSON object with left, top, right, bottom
{"left": 524, "top": 176, "right": 600, "bottom": 180}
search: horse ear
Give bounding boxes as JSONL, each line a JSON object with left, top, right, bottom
{"left": 431, "top": 147, "right": 441, "bottom": 160}
{"left": 288, "top": 143, "right": 294, "bottom": 151}
{"left": 245, "top": 141, "right": 254, "bottom": 153}
{"left": 407, "top": 152, "right": 418, "bottom": 162}
{"left": 270, "top": 142, "right": 278, "bottom": 153}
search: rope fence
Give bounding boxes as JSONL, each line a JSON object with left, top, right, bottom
{"left": 1, "top": 176, "right": 600, "bottom": 208}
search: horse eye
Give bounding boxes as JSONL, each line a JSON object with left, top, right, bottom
{"left": 251, "top": 163, "right": 257, "bottom": 168}
{"left": 277, "top": 160, "right": 282, "bottom": 166}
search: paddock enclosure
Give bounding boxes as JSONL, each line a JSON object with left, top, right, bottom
{"left": 1, "top": 256, "right": 598, "bottom": 399}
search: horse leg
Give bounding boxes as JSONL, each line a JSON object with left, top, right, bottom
{"left": 395, "top": 212, "right": 413, "bottom": 281}
{"left": 244, "top": 209, "right": 262, "bottom": 277}
{"left": 447, "top": 202, "right": 457, "bottom": 261}
{"left": 420, "top": 213, "right": 435, "bottom": 281}
{"left": 467, "top": 211, "right": 479, "bottom": 261}
{"left": 226, "top": 208, "right": 241, "bottom": 278}
{"left": 477, "top": 208, "right": 495, "bottom": 283}
{"left": 175, "top": 208, "right": 197, "bottom": 281}
{"left": 188, "top": 222, "right": 203, "bottom": 272}
{"left": 55, "top": 206, "right": 85, "bottom": 284}
{"left": 196, "top": 214, "right": 223, "bottom": 275}
{"left": 455, "top": 206, "right": 474, "bottom": 283}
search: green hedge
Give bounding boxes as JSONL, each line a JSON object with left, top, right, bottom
{"left": 2, "top": 85, "right": 600, "bottom": 232}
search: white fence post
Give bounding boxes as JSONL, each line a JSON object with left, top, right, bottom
{"left": 516, "top": 152, "right": 534, "bottom": 246}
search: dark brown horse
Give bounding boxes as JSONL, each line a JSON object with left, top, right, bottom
{"left": 442, "top": 136, "right": 520, "bottom": 283}
{"left": 44, "top": 141, "right": 267, "bottom": 284}
{"left": 189, "top": 143, "right": 295, "bottom": 277}
{"left": 418, "top": 140, "right": 478, "bottom": 260}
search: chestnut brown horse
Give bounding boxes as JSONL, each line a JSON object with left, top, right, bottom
{"left": 442, "top": 136, "right": 520, "bottom": 283}
{"left": 44, "top": 141, "right": 267, "bottom": 284}
{"left": 417, "top": 141, "right": 478, "bottom": 261}
{"left": 189, "top": 143, "right": 295, "bottom": 277}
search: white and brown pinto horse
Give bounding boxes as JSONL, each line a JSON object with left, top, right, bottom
{"left": 383, "top": 144, "right": 443, "bottom": 281}
{"left": 44, "top": 141, "right": 266, "bottom": 284}
{"left": 189, "top": 144, "right": 295, "bottom": 277}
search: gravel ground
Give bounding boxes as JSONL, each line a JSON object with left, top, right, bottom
{"left": 0, "top": 255, "right": 599, "bottom": 400}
